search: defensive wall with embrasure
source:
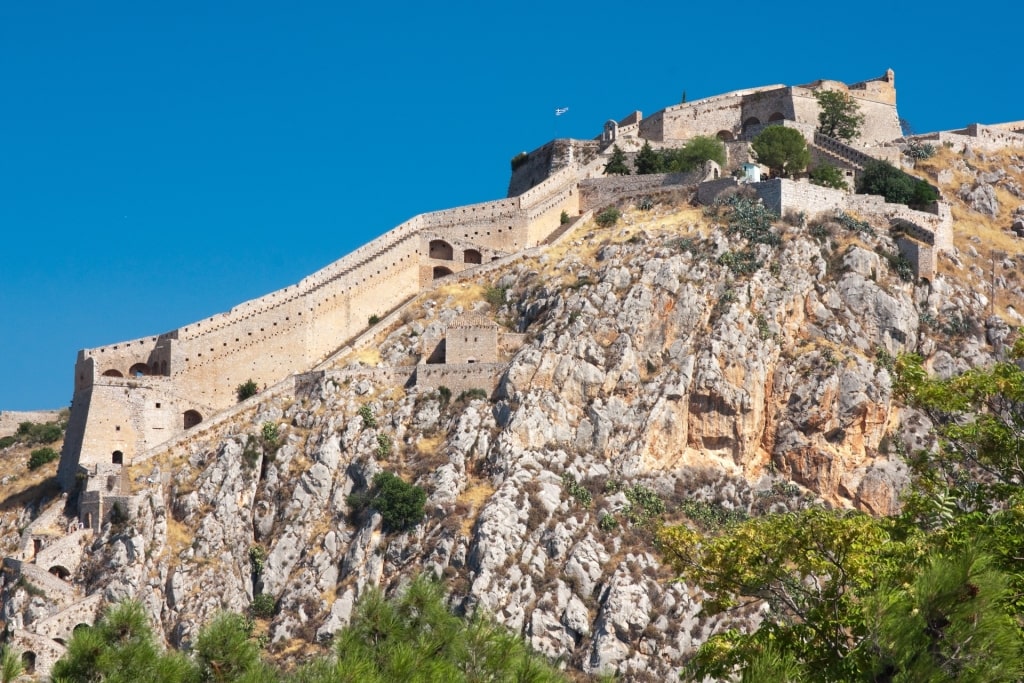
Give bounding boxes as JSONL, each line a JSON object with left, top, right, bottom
{"left": 57, "top": 148, "right": 604, "bottom": 490}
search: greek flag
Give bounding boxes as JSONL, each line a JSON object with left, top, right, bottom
{"left": 555, "top": 107, "right": 569, "bottom": 116}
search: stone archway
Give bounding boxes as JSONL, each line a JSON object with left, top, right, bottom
{"left": 768, "top": 112, "right": 786, "bottom": 122}
{"left": 112, "top": 450, "right": 123, "bottom": 465}
{"left": 742, "top": 117, "right": 761, "bottom": 131}
{"left": 429, "top": 240, "right": 454, "bottom": 260}
{"left": 184, "top": 410, "right": 203, "bottom": 429}
{"left": 21, "top": 651, "right": 35, "bottom": 674}
{"left": 128, "top": 362, "right": 150, "bottom": 377}
{"left": 463, "top": 249, "right": 482, "bottom": 265}
{"left": 49, "top": 565, "right": 71, "bottom": 580}
{"left": 102, "top": 369, "right": 124, "bottom": 377}
{"left": 716, "top": 130, "right": 735, "bottom": 142}
{"left": 432, "top": 266, "right": 454, "bottom": 280}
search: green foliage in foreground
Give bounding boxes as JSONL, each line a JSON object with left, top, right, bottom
{"left": 52, "top": 578, "right": 569, "bottom": 683}
{"left": 659, "top": 337, "right": 1024, "bottom": 682}
{"left": 294, "top": 576, "right": 567, "bottom": 683}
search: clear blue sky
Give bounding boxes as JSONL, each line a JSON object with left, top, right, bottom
{"left": 1, "top": 1, "right": 1021, "bottom": 410}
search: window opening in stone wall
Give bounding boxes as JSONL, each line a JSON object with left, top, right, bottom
{"left": 464, "top": 249, "right": 482, "bottom": 264}
{"left": 429, "top": 240, "right": 454, "bottom": 260}
{"left": 184, "top": 410, "right": 203, "bottom": 429}
{"left": 155, "top": 403, "right": 161, "bottom": 408}
{"left": 103, "top": 369, "right": 124, "bottom": 377}
{"left": 433, "top": 266, "right": 454, "bottom": 279}
{"left": 21, "top": 652, "right": 35, "bottom": 674}
{"left": 112, "top": 450, "right": 123, "bottom": 465}
{"left": 769, "top": 112, "right": 786, "bottom": 122}
{"left": 129, "top": 362, "right": 149, "bottom": 376}
{"left": 49, "top": 565, "right": 70, "bottom": 579}
{"left": 743, "top": 117, "right": 761, "bottom": 130}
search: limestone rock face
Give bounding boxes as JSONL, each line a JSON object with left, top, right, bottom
{"left": 14, "top": 189, "right": 1016, "bottom": 680}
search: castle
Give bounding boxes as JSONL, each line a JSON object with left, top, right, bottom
{"left": 4, "top": 68, "right": 1021, "bottom": 677}
{"left": 55, "top": 70, "right": 1022, "bottom": 529}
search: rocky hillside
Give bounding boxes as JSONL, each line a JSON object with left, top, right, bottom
{"left": 4, "top": 146, "right": 1024, "bottom": 680}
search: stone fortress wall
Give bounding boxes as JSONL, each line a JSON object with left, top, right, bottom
{"left": 634, "top": 71, "right": 901, "bottom": 147}
{"left": 58, "top": 149, "right": 601, "bottom": 491}
{"left": 24, "top": 68, "right": 1021, "bottom": 680}
{"left": 56, "top": 68, "right": 997, "bottom": 507}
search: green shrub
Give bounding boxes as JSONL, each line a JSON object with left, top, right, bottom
{"left": 595, "top": 207, "right": 621, "bottom": 227}
{"left": 562, "top": 473, "right": 592, "bottom": 507}
{"left": 375, "top": 433, "right": 392, "bottom": 459}
{"left": 560, "top": 210, "right": 570, "bottom": 225}
{"left": 236, "top": 379, "right": 258, "bottom": 402}
{"left": 623, "top": 484, "right": 665, "bottom": 525}
{"left": 718, "top": 194, "right": 780, "bottom": 245}
{"left": 809, "top": 164, "right": 849, "bottom": 190}
{"left": 248, "top": 545, "right": 267, "bottom": 575}
{"left": 261, "top": 422, "right": 279, "bottom": 447}
{"left": 28, "top": 447, "right": 59, "bottom": 470}
{"left": 484, "top": 285, "right": 507, "bottom": 307}
{"left": 368, "top": 314, "right": 381, "bottom": 325}
{"left": 358, "top": 404, "right": 377, "bottom": 428}
{"left": 858, "top": 160, "right": 939, "bottom": 207}
{"left": 906, "top": 140, "right": 936, "bottom": 160}
{"left": 599, "top": 513, "right": 619, "bottom": 532}
{"left": 370, "top": 471, "right": 426, "bottom": 532}
{"left": 251, "top": 593, "right": 276, "bottom": 619}
{"left": 14, "top": 420, "right": 64, "bottom": 445}
{"left": 437, "top": 386, "right": 452, "bottom": 408}
{"left": 0, "top": 436, "right": 16, "bottom": 449}
{"left": 457, "top": 388, "right": 488, "bottom": 402}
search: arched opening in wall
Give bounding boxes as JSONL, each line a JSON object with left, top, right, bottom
{"left": 742, "top": 117, "right": 761, "bottom": 131}
{"left": 128, "top": 362, "right": 150, "bottom": 377}
{"left": 183, "top": 410, "right": 203, "bottom": 429}
{"left": 463, "top": 249, "right": 482, "bottom": 265}
{"left": 21, "top": 652, "right": 35, "bottom": 674}
{"left": 49, "top": 565, "right": 71, "bottom": 580}
{"left": 429, "top": 240, "right": 454, "bottom": 260}
{"left": 102, "top": 369, "right": 124, "bottom": 377}
{"left": 112, "top": 450, "right": 123, "bottom": 465}
{"left": 768, "top": 112, "right": 786, "bottom": 122}
{"left": 716, "top": 130, "right": 734, "bottom": 142}
{"left": 432, "top": 266, "right": 454, "bottom": 280}
{"left": 160, "top": 360, "right": 168, "bottom": 375}
{"left": 33, "top": 538, "right": 42, "bottom": 558}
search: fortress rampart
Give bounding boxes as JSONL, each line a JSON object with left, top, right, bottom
{"left": 57, "top": 70, "right": 988, "bottom": 499}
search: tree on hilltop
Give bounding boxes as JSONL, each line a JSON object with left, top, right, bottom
{"left": 603, "top": 144, "right": 630, "bottom": 175}
{"left": 814, "top": 89, "right": 865, "bottom": 142}
{"left": 751, "top": 126, "right": 809, "bottom": 178}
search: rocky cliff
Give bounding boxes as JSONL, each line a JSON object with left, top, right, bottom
{"left": 4, "top": 145, "right": 1024, "bottom": 680}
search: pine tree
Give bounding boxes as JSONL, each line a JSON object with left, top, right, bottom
{"left": 603, "top": 144, "right": 630, "bottom": 175}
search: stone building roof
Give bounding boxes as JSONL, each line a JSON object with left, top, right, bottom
{"left": 447, "top": 313, "right": 499, "bottom": 330}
